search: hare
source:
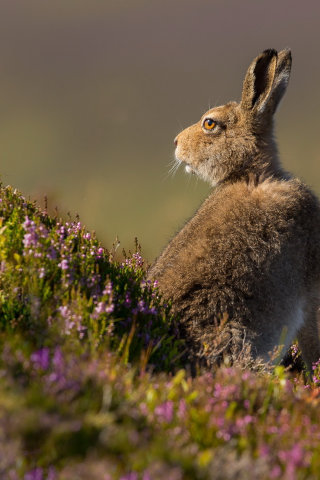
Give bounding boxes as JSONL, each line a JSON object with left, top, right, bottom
{"left": 148, "top": 48, "right": 320, "bottom": 374}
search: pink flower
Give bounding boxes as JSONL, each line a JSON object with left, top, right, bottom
{"left": 155, "top": 400, "right": 174, "bottom": 423}
{"left": 59, "top": 259, "right": 68, "bottom": 270}
{"left": 58, "top": 306, "right": 70, "bottom": 318}
{"left": 120, "top": 474, "right": 138, "bottom": 480}
{"left": 269, "top": 466, "right": 281, "bottom": 478}
{"left": 103, "top": 281, "right": 113, "bottom": 296}
{"left": 106, "top": 303, "right": 114, "bottom": 314}
{"left": 178, "top": 399, "right": 187, "bottom": 419}
{"left": 38, "top": 268, "right": 45, "bottom": 278}
{"left": 95, "top": 302, "right": 105, "bottom": 314}
{"left": 30, "top": 348, "right": 50, "bottom": 370}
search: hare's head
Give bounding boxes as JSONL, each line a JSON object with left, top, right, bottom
{"left": 174, "top": 49, "right": 292, "bottom": 186}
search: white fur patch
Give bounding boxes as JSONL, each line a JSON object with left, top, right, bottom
{"left": 281, "top": 300, "right": 305, "bottom": 352}
{"left": 185, "top": 165, "right": 195, "bottom": 174}
{"left": 254, "top": 299, "right": 306, "bottom": 364}
{"left": 270, "top": 299, "right": 305, "bottom": 361}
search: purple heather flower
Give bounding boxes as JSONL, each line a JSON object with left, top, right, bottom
{"left": 58, "top": 306, "right": 69, "bottom": 318}
{"left": 23, "top": 234, "right": 32, "bottom": 247}
{"left": 23, "top": 232, "right": 38, "bottom": 249}
{"left": 269, "top": 466, "right": 281, "bottom": 479}
{"left": 30, "top": 348, "right": 50, "bottom": 370}
{"left": 132, "top": 252, "right": 143, "bottom": 267}
{"left": 278, "top": 444, "right": 305, "bottom": 472}
{"left": 267, "top": 426, "right": 278, "bottom": 434}
{"left": 64, "top": 317, "right": 75, "bottom": 335}
{"left": 58, "top": 306, "right": 86, "bottom": 338}
{"left": 155, "top": 400, "right": 174, "bottom": 423}
{"left": 96, "top": 247, "right": 104, "bottom": 259}
{"left": 39, "top": 225, "right": 48, "bottom": 238}
{"left": 139, "top": 402, "right": 148, "bottom": 416}
{"left": 53, "top": 347, "right": 63, "bottom": 369}
{"left": 291, "top": 343, "right": 299, "bottom": 358}
{"left": 24, "top": 468, "right": 44, "bottom": 480}
{"left": 178, "top": 399, "right": 187, "bottom": 419}
{"left": 106, "top": 303, "right": 115, "bottom": 314}
{"left": 84, "top": 233, "right": 91, "bottom": 240}
{"left": 259, "top": 444, "right": 270, "bottom": 458}
{"left": 138, "top": 300, "right": 148, "bottom": 314}
{"left": 77, "top": 319, "right": 87, "bottom": 339}
{"left": 47, "top": 467, "right": 56, "bottom": 480}
{"left": 38, "top": 268, "right": 45, "bottom": 279}
{"left": 125, "top": 293, "right": 132, "bottom": 306}
{"left": 59, "top": 259, "right": 68, "bottom": 270}
{"left": 103, "top": 281, "right": 113, "bottom": 296}
{"left": 47, "top": 246, "right": 57, "bottom": 260}
{"left": 95, "top": 302, "right": 105, "bottom": 314}
{"left": 120, "top": 473, "right": 138, "bottom": 480}
{"left": 22, "top": 216, "right": 33, "bottom": 229}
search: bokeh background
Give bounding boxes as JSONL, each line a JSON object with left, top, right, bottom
{"left": 1, "top": 0, "right": 320, "bottom": 260}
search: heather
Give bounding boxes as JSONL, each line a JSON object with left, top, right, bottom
{"left": 1, "top": 184, "right": 320, "bottom": 480}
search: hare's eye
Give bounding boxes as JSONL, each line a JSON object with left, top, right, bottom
{"left": 203, "top": 118, "right": 216, "bottom": 130}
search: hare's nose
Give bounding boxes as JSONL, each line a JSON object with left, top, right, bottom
{"left": 174, "top": 137, "right": 178, "bottom": 146}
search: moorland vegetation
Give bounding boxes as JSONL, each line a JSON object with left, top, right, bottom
{"left": 1, "top": 183, "right": 320, "bottom": 480}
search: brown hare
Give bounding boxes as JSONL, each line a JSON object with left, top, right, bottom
{"left": 148, "top": 49, "right": 320, "bottom": 374}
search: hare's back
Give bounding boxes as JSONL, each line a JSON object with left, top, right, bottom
{"left": 148, "top": 176, "right": 320, "bottom": 354}
{"left": 202, "top": 178, "right": 320, "bottom": 276}
{"left": 158, "top": 178, "right": 320, "bottom": 298}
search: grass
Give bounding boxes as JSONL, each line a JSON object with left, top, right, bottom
{"left": 1, "top": 182, "right": 320, "bottom": 479}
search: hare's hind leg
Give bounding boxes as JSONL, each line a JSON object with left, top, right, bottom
{"left": 297, "top": 302, "right": 320, "bottom": 377}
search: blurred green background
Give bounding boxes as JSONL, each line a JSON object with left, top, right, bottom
{"left": 1, "top": 0, "right": 320, "bottom": 260}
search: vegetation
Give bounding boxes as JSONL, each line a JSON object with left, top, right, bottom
{"left": 1, "top": 183, "right": 320, "bottom": 479}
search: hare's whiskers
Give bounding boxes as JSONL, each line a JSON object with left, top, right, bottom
{"left": 161, "top": 158, "right": 181, "bottom": 184}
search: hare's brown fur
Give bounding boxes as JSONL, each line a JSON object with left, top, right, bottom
{"left": 148, "top": 49, "right": 320, "bottom": 373}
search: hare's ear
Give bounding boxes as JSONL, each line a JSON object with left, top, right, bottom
{"left": 241, "top": 49, "right": 291, "bottom": 116}
{"left": 269, "top": 48, "right": 292, "bottom": 114}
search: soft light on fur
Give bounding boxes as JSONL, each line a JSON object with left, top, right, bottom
{"left": 148, "top": 49, "right": 320, "bottom": 375}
